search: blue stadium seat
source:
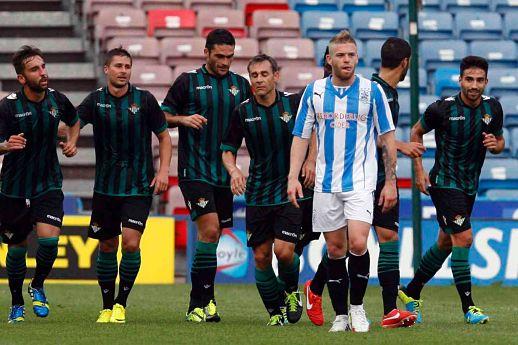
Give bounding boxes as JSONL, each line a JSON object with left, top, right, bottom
{"left": 364, "top": 39, "right": 385, "bottom": 68}
{"left": 420, "top": 40, "right": 468, "bottom": 72}
{"left": 487, "top": 68, "right": 518, "bottom": 97}
{"left": 455, "top": 12, "right": 503, "bottom": 41}
{"left": 479, "top": 158, "right": 518, "bottom": 194}
{"left": 290, "top": 0, "right": 339, "bottom": 13}
{"left": 442, "top": 0, "right": 490, "bottom": 13}
{"left": 301, "top": 11, "right": 349, "bottom": 39}
{"left": 314, "top": 38, "right": 365, "bottom": 66}
{"left": 351, "top": 12, "right": 399, "bottom": 40}
{"left": 396, "top": 126, "right": 410, "bottom": 142}
{"left": 398, "top": 67, "right": 428, "bottom": 99}
{"left": 499, "top": 95, "right": 518, "bottom": 128}
{"left": 418, "top": 12, "right": 453, "bottom": 40}
{"left": 434, "top": 68, "right": 459, "bottom": 96}
{"left": 504, "top": 13, "right": 518, "bottom": 40}
{"left": 493, "top": 0, "right": 518, "bottom": 15}
{"left": 398, "top": 94, "right": 436, "bottom": 127}
{"left": 469, "top": 40, "right": 517, "bottom": 69}
{"left": 355, "top": 66, "right": 376, "bottom": 78}
{"left": 392, "top": 0, "right": 441, "bottom": 14}
{"left": 512, "top": 128, "right": 518, "bottom": 157}
{"left": 339, "top": 0, "right": 385, "bottom": 13}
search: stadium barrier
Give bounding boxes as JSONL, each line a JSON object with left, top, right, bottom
{"left": 187, "top": 218, "right": 518, "bottom": 286}
{"left": 0, "top": 216, "right": 175, "bottom": 284}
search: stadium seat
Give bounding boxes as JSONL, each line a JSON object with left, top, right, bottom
{"left": 106, "top": 37, "right": 160, "bottom": 65}
{"left": 395, "top": 126, "right": 410, "bottom": 143}
{"left": 434, "top": 68, "right": 459, "bottom": 96}
{"left": 351, "top": 12, "right": 399, "bottom": 40}
{"left": 185, "top": 0, "right": 234, "bottom": 11}
{"left": 160, "top": 37, "right": 206, "bottom": 67}
{"left": 290, "top": 0, "right": 339, "bottom": 13}
{"left": 364, "top": 39, "right": 385, "bottom": 69}
{"left": 0, "top": 11, "right": 75, "bottom": 37}
{"left": 469, "top": 40, "right": 517, "bottom": 69}
{"left": 131, "top": 65, "right": 173, "bottom": 102}
{"left": 455, "top": 12, "right": 503, "bottom": 41}
{"left": 279, "top": 66, "right": 322, "bottom": 93}
{"left": 250, "top": 10, "right": 300, "bottom": 40}
{"left": 0, "top": 37, "right": 86, "bottom": 62}
{"left": 172, "top": 63, "right": 201, "bottom": 81}
{"left": 499, "top": 96, "right": 518, "bottom": 128}
{"left": 487, "top": 68, "right": 518, "bottom": 98}
{"left": 314, "top": 39, "right": 364, "bottom": 66}
{"left": 138, "top": 0, "right": 183, "bottom": 11}
{"left": 147, "top": 9, "right": 196, "bottom": 38}
{"left": 418, "top": 12, "right": 453, "bottom": 40}
{"left": 398, "top": 67, "right": 428, "bottom": 97}
{"left": 355, "top": 66, "right": 375, "bottom": 78}
{"left": 262, "top": 38, "right": 315, "bottom": 68}
{"left": 512, "top": 128, "right": 518, "bottom": 157}
{"left": 94, "top": 8, "right": 147, "bottom": 44}
{"left": 398, "top": 94, "right": 436, "bottom": 127}
{"left": 442, "top": 0, "right": 490, "bottom": 13}
{"left": 238, "top": 0, "right": 290, "bottom": 26}
{"left": 392, "top": 0, "right": 441, "bottom": 14}
{"left": 196, "top": 9, "right": 246, "bottom": 38}
{"left": 301, "top": 11, "right": 349, "bottom": 40}
{"left": 339, "top": 0, "right": 385, "bottom": 13}
{"left": 420, "top": 40, "right": 468, "bottom": 72}
{"left": 83, "top": 0, "right": 134, "bottom": 16}
{"left": 504, "top": 13, "right": 518, "bottom": 40}
{"left": 233, "top": 38, "right": 260, "bottom": 69}
{"left": 493, "top": 0, "right": 518, "bottom": 15}
{"left": 479, "top": 158, "right": 518, "bottom": 193}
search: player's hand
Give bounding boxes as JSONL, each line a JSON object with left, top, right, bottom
{"left": 415, "top": 169, "right": 430, "bottom": 195}
{"left": 180, "top": 114, "right": 207, "bottom": 129}
{"left": 150, "top": 170, "right": 169, "bottom": 194}
{"left": 400, "top": 142, "right": 426, "bottom": 158}
{"left": 378, "top": 181, "right": 397, "bottom": 213}
{"left": 6, "top": 133, "right": 26, "bottom": 151}
{"left": 482, "top": 132, "right": 498, "bottom": 151}
{"left": 230, "top": 168, "right": 246, "bottom": 196}
{"left": 301, "top": 158, "right": 316, "bottom": 189}
{"left": 287, "top": 176, "right": 304, "bottom": 208}
{"left": 59, "top": 141, "right": 77, "bottom": 157}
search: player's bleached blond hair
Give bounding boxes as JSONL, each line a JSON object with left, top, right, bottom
{"left": 328, "top": 30, "right": 357, "bottom": 55}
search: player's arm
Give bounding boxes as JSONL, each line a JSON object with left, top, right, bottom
{"left": 59, "top": 120, "right": 79, "bottom": 157}
{"left": 288, "top": 85, "right": 315, "bottom": 207}
{"left": 162, "top": 73, "right": 207, "bottom": 129}
{"left": 151, "top": 129, "right": 172, "bottom": 194}
{"left": 301, "top": 130, "right": 317, "bottom": 188}
{"left": 221, "top": 107, "right": 246, "bottom": 196}
{"left": 0, "top": 102, "right": 26, "bottom": 154}
{"left": 483, "top": 100, "right": 505, "bottom": 154}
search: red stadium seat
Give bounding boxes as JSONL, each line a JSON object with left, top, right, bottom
{"left": 239, "top": 0, "right": 290, "bottom": 26}
{"left": 250, "top": 10, "right": 300, "bottom": 40}
{"left": 233, "top": 38, "right": 260, "bottom": 70}
{"left": 138, "top": 0, "right": 184, "bottom": 12}
{"left": 196, "top": 9, "right": 247, "bottom": 38}
{"left": 262, "top": 38, "right": 315, "bottom": 68}
{"left": 106, "top": 37, "right": 160, "bottom": 65}
{"left": 160, "top": 37, "right": 206, "bottom": 66}
{"left": 131, "top": 64, "right": 173, "bottom": 101}
{"left": 147, "top": 9, "right": 196, "bottom": 38}
{"left": 185, "top": 0, "right": 234, "bottom": 12}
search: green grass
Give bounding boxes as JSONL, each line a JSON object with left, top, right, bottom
{"left": 0, "top": 284, "right": 516, "bottom": 345}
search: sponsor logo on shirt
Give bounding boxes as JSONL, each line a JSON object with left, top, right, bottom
{"left": 14, "top": 111, "right": 32, "bottom": 118}
{"left": 196, "top": 85, "right": 212, "bottom": 90}
{"left": 96, "top": 103, "right": 111, "bottom": 108}
{"left": 244, "top": 116, "right": 262, "bottom": 123}
{"left": 281, "top": 230, "right": 297, "bottom": 238}
{"left": 46, "top": 214, "right": 62, "bottom": 223}
{"left": 449, "top": 116, "right": 466, "bottom": 121}
{"left": 128, "top": 218, "right": 144, "bottom": 226}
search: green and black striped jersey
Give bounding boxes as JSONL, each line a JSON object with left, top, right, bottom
{"left": 0, "top": 88, "right": 78, "bottom": 198}
{"left": 421, "top": 93, "right": 504, "bottom": 195}
{"left": 78, "top": 84, "right": 167, "bottom": 197}
{"left": 161, "top": 65, "right": 251, "bottom": 187}
{"left": 371, "top": 73, "right": 399, "bottom": 184}
{"left": 221, "top": 90, "right": 310, "bottom": 206}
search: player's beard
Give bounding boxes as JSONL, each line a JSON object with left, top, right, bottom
{"left": 399, "top": 65, "right": 409, "bottom": 82}
{"left": 26, "top": 77, "right": 47, "bottom": 93}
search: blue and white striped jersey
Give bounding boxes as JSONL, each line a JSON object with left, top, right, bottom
{"left": 293, "top": 75, "right": 395, "bottom": 193}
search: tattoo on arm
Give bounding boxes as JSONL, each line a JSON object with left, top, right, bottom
{"left": 382, "top": 144, "right": 396, "bottom": 181}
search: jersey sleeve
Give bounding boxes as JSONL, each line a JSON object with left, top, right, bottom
{"left": 0, "top": 99, "right": 9, "bottom": 142}
{"left": 77, "top": 93, "right": 95, "bottom": 128}
{"left": 420, "top": 101, "right": 442, "bottom": 133}
{"left": 372, "top": 82, "right": 395, "bottom": 135}
{"left": 58, "top": 92, "right": 79, "bottom": 126}
{"left": 293, "top": 83, "right": 316, "bottom": 139}
{"left": 490, "top": 99, "right": 504, "bottom": 137}
{"left": 221, "top": 106, "right": 244, "bottom": 154}
{"left": 145, "top": 91, "right": 168, "bottom": 135}
{"left": 161, "top": 73, "right": 189, "bottom": 115}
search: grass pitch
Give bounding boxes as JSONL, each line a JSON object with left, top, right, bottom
{"left": 0, "top": 284, "right": 515, "bottom": 345}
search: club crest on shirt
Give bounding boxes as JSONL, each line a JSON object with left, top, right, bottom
{"left": 482, "top": 113, "right": 492, "bottom": 125}
{"left": 359, "top": 88, "right": 370, "bottom": 104}
{"left": 128, "top": 103, "right": 140, "bottom": 115}
{"left": 453, "top": 215, "right": 465, "bottom": 227}
{"left": 196, "top": 198, "right": 209, "bottom": 208}
{"left": 280, "top": 111, "right": 292, "bottom": 123}
{"left": 49, "top": 106, "right": 59, "bottom": 118}
{"left": 228, "top": 85, "right": 240, "bottom": 96}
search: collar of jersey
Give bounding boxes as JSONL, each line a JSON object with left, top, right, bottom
{"left": 456, "top": 92, "right": 483, "bottom": 110}
{"left": 105, "top": 83, "right": 133, "bottom": 99}
{"left": 201, "top": 64, "right": 230, "bottom": 80}
{"left": 252, "top": 90, "right": 281, "bottom": 108}
{"left": 326, "top": 75, "right": 358, "bottom": 99}
{"left": 20, "top": 87, "right": 48, "bottom": 104}
{"left": 371, "top": 73, "right": 398, "bottom": 99}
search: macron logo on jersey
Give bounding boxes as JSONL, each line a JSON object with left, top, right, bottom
{"left": 196, "top": 85, "right": 212, "bottom": 90}
{"left": 15, "top": 111, "right": 32, "bottom": 118}
{"left": 97, "top": 103, "right": 111, "bottom": 108}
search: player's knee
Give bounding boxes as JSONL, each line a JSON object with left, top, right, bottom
{"left": 122, "top": 241, "right": 140, "bottom": 253}
{"left": 377, "top": 229, "right": 398, "bottom": 243}
{"left": 99, "top": 238, "right": 118, "bottom": 252}
{"left": 327, "top": 242, "right": 347, "bottom": 259}
{"left": 274, "top": 246, "right": 293, "bottom": 264}
{"left": 254, "top": 250, "right": 272, "bottom": 269}
{"left": 437, "top": 236, "right": 452, "bottom": 251}
{"left": 198, "top": 226, "right": 220, "bottom": 243}
{"left": 348, "top": 238, "right": 367, "bottom": 255}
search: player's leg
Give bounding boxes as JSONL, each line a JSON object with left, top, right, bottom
{"left": 29, "top": 190, "right": 65, "bottom": 318}
{"left": 1, "top": 195, "right": 31, "bottom": 323}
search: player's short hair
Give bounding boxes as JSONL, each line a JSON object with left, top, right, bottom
{"left": 205, "top": 29, "right": 235, "bottom": 52}
{"left": 323, "top": 46, "right": 332, "bottom": 78}
{"left": 460, "top": 55, "right": 488, "bottom": 77}
{"left": 247, "top": 54, "right": 279, "bottom": 73}
{"left": 328, "top": 30, "right": 357, "bottom": 54}
{"left": 104, "top": 46, "right": 132, "bottom": 66}
{"left": 381, "top": 37, "right": 411, "bottom": 69}
{"left": 12, "top": 45, "right": 44, "bottom": 75}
